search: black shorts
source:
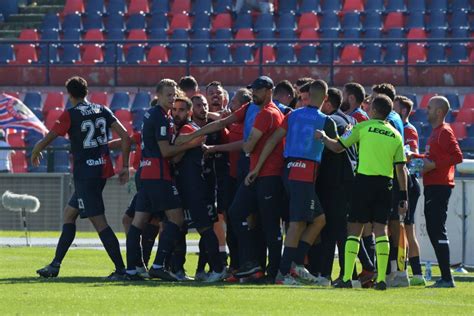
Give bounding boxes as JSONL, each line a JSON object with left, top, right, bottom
{"left": 283, "top": 160, "right": 323, "bottom": 222}
{"left": 390, "top": 174, "right": 420, "bottom": 225}
{"left": 349, "top": 174, "right": 393, "bottom": 225}
{"left": 68, "top": 178, "right": 107, "bottom": 219}
{"left": 135, "top": 179, "right": 182, "bottom": 216}
{"left": 223, "top": 175, "right": 238, "bottom": 217}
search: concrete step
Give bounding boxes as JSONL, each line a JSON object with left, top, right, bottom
{"left": 7, "top": 13, "right": 45, "bottom": 23}
{"left": 35, "top": 0, "right": 65, "bottom": 6}
{"left": 0, "top": 21, "right": 43, "bottom": 31}
{"left": 19, "top": 5, "right": 64, "bottom": 15}
{"left": 0, "top": 30, "right": 21, "bottom": 39}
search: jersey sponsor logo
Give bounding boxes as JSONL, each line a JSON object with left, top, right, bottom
{"left": 86, "top": 157, "right": 106, "bottom": 166}
{"left": 139, "top": 160, "right": 152, "bottom": 167}
{"left": 287, "top": 161, "right": 307, "bottom": 169}
{"left": 368, "top": 126, "right": 396, "bottom": 138}
{"left": 144, "top": 112, "right": 150, "bottom": 119}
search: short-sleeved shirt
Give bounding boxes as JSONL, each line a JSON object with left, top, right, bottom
{"left": 233, "top": 102, "right": 260, "bottom": 141}
{"left": 174, "top": 122, "right": 203, "bottom": 177}
{"left": 251, "top": 102, "right": 285, "bottom": 177}
{"left": 404, "top": 122, "right": 419, "bottom": 153}
{"left": 137, "top": 105, "right": 173, "bottom": 180}
{"left": 386, "top": 110, "right": 405, "bottom": 139}
{"left": 52, "top": 101, "right": 116, "bottom": 179}
{"left": 274, "top": 100, "right": 293, "bottom": 115}
{"left": 226, "top": 122, "right": 244, "bottom": 178}
{"left": 350, "top": 107, "right": 369, "bottom": 123}
{"left": 339, "top": 119, "right": 406, "bottom": 178}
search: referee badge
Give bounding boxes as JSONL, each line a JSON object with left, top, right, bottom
{"left": 342, "top": 129, "right": 352, "bottom": 139}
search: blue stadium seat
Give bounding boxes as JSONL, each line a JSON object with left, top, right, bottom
{"left": 214, "top": 0, "right": 232, "bottom": 13}
{"left": 83, "top": 13, "right": 104, "bottom": 30}
{"left": 233, "top": 45, "right": 253, "bottom": 63}
{"left": 278, "top": 0, "right": 297, "bottom": 13}
{"left": 411, "top": 109, "right": 428, "bottom": 122}
{"left": 406, "top": 94, "right": 418, "bottom": 109}
{"left": 448, "top": 44, "right": 468, "bottom": 63}
{"left": 407, "top": 0, "right": 426, "bottom": 12}
{"left": 365, "top": 0, "right": 384, "bottom": 12}
{"left": 278, "top": 13, "right": 296, "bottom": 30}
{"left": 110, "top": 92, "right": 130, "bottom": 111}
{"left": 132, "top": 108, "right": 146, "bottom": 130}
{"left": 148, "top": 29, "right": 167, "bottom": 43}
{"left": 41, "top": 13, "right": 60, "bottom": 30}
{"left": 276, "top": 44, "right": 296, "bottom": 63}
{"left": 103, "top": 44, "right": 124, "bottom": 63}
{"left": 193, "top": 28, "right": 210, "bottom": 39}
{"left": 450, "top": 0, "right": 471, "bottom": 13}
{"left": 256, "top": 29, "right": 275, "bottom": 39}
{"left": 193, "top": 13, "right": 211, "bottom": 29}
{"left": 41, "top": 28, "right": 59, "bottom": 40}
{"left": 451, "top": 28, "right": 469, "bottom": 38}
{"left": 450, "top": 10, "right": 469, "bottom": 29}
{"left": 428, "top": 0, "right": 447, "bottom": 12}
{"left": 63, "top": 28, "right": 81, "bottom": 41}
{"left": 52, "top": 137, "right": 70, "bottom": 172}
{"left": 342, "top": 12, "right": 361, "bottom": 29}
{"left": 298, "top": 45, "right": 318, "bottom": 63}
{"left": 214, "top": 28, "right": 232, "bottom": 39}
{"left": 168, "top": 44, "right": 188, "bottom": 63}
{"left": 407, "top": 11, "right": 425, "bottom": 29}
{"left": 61, "top": 44, "right": 81, "bottom": 63}
{"left": 255, "top": 13, "right": 275, "bottom": 31}
{"left": 279, "top": 29, "right": 296, "bottom": 39}
{"left": 171, "top": 29, "right": 189, "bottom": 39}
{"left": 386, "top": 28, "right": 405, "bottom": 38}
{"left": 384, "top": 43, "right": 404, "bottom": 63}
{"left": 62, "top": 13, "right": 82, "bottom": 30}
{"left": 127, "top": 13, "right": 146, "bottom": 30}
{"left": 125, "top": 46, "right": 145, "bottom": 64}
{"left": 386, "top": 0, "right": 406, "bottom": 12}
{"left": 23, "top": 92, "right": 42, "bottom": 110}
{"left": 343, "top": 29, "right": 361, "bottom": 39}
{"left": 149, "top": 12, "right": 168, "bottom": 30}
{"left": 107, "top": 0, "right": 126, "bottom": 15}
{"left": 25, "top": 132, "right": 47, "bottom": 172}
{"left": 151, "top": 0, "right": 169, "bottom": 13}
{"left": 428, "top": 11, "right": 447, "bottom": 30}
{"left": 321, "top": 0, "right": 340, "bottom": 12}
{"left": 459, "top": 138, "right": 474, "bottom": 151}
{"left": 362, "top": 44, "right": 382, "bottom": 63}
{"left": 429, "top": 28, "right": 447, "bottom": 38}
{"left": 426, "top": 44, "right": 447, "bottom": 63}
{"left": 300, "top": 0, "right": 321, "bottom": 13}
{"left": 364, "top": 28, "right": 382, "bottom": 38}
{"left": 192, "top": 0, "right": 212, "bottom": 14}
{"left": 363, "top": 11, "right": 382, "bottom": 30}
{"left": 31, "top": 108, "right": 44, "bottom": 121}
{"left": 234, "top": 12, "right": 252, "bottom": 29}
{"left": 211, "top": 44, "right": 232, "bottom": 63}
{"left": 321, "top": 13, "right": 340, "bottom": 30}
{"left": 319, "top": 44, "right": 340, "bottom": 63}
{"left": 86, "top": 0, "right": 105, "bottom": 15}
{"left": 320, "top": 29, "right": 339, "bottom": 38}
{"left": 106, "top": 13, "right": 125, "bottom": 30}
{"left": 0, "top": 44, "right": 14, "bottom": 63}
{"left": 190, "top": 44, "right": 211, "bottom": 63}
{"left": 106, "top": 28, "right": 124, "bottom": 40}
{"left": 445, "top": 94, "right": 460, "bottom": 110}
{"left": 38, "top": 45, "right": 59, "bottom": 63}
{"left": 466, "top": 125, "right": 474, "bottom": 136}
{"left": 131, "top": 92, "right": 151, "bottom": 112}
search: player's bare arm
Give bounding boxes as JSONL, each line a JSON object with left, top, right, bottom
{"left": 31, "top": 131, "right": 59, "bottom": 167}
{"left": 175, "top": 114, "right": 237, "bottom": 145}
{"left": 242, "top": 127, "right": 263, "bottom": 154}
{"left": 204, "top": 140, "right": 243, "bottom": 155}
{"left": 111, "top": 121, "right": 132, "bottom": 185}
{"left": 395, "top": 163, "right": 408, "bottom": 216}
{"left": 314, "top": 130, "right": 345, "bottom": 153}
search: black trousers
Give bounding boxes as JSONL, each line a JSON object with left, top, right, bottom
{"left": 424, "top": 185, "right": 453, "bottom": 281}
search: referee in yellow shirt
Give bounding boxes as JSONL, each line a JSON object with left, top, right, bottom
{"left": 315, "top": 94, "right": 408, "bottom": 290}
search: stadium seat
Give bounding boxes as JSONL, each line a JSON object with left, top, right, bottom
{"left": 125, "top": 46, "right": 146, "bottom": 64}
{"left": 342, "top": 12, "right": 361, "bottom": 29}
{"left": 386, "top": 0, "right": 406, "bottom": 12}
{"left": 62, "top": 13, "right": 82, "bottom": 30}
{"left": 280, "top": 29, "right": 296, "bottom": 39}
{"left": 299, "top": 28, "right": 319, "bottom": 41}
{"left": 411, "top": 108, "right": 428, "bottom": 122}
{"left": 343, "top": 29, "right": 361, "bottom": 39}
{"left": 405, "top": 93, "right": 417, "bottom": 109}
{"left": 170, "top": 0, "right": 191, "bottom": 14}
{"left": 131, "top": 92, "right": 150, "bottom": 111}
{"left": 233, "top": 45, "right": 254, "bottom": 63}
{"left": 429, "top": 28, "right": 447, "bottom": 38}
{"left": 110, "top": 92, "right": 130, "bottom": 111}
{"left": 298, "top": 45, "right": 318, "bottom": 63}
{"left": 84, "top": 29, "right": 104, "bottom": 44}
{"left": 83, "top": 13, "right": 104, "bottom": 30}
{"left": 214, "top": 0, "right": 232, "bottom": 13}
{"left": 190, "top": 44, "right": 211, "bottom": 63}
{"left": 171, "top": 28, "right": 189, "bottom": 40}
{"left": 192, "top": 0, "right": 212, "bottom": 14}
{"left": 234, "top": 12, "right": 252, "bottom": 29}
{"left": 456, "top": 109, "right": 474, "bottom": 124}
{"left": 428, "top": 11, "right": 447, "bottom": 30}
{"left": 44, "top": 108, "right": 64, "bottom": 130}
{"left": 255, "top": 13, "right": 275, "bottom": 31}
{"left": 149, "top": 28, "right": 167, "bottom": 42}
{"left": 144, "top": 45, "right": 168, "bottom": 64}
{"left": 445, "top": 94, "right": 460, "bottom": 110}
{"left": 60, "top": 44, "right": 80, "bottom": 63}
{"left": 342, "top": 0, "right": 364, "bottom": 12}
{"left": 106, "top": 13, "right": 125, "bottom": 30}
{"left": 321, "top": 0, "right": 341, "bottom": 12}
{"left": 19, "top": 29, "right": 39, "bottom": 41}
{"left": 428, "top": 0, "right": 447, "bottom": 12}
{"left": 212, "top": 13, "right": 232, "bottom": 31}
{"left": 103, "top": 44, "right": 124, "bottom": 63}
{"left": 63, "top": 28, "right": 81, "bottom": 41}
{"left": 149, "top": 12, "right": 168, "bottom": 30}
{"left": 278, "top": 13, "right": 296, "bottom": 30}
{"left": 124, "top": 29, "right": 147, "bottom": 52}
{"left": 365, "top": 0, "right": 384, "bottom": 12}
{"left": 320, "top": 29, "right": 339, "bottom": 38}
{"left": 407, "top": 11, "right": 425, "bottom": 29}
{"left": 298, "top": 13, "right": 319, "bottom": 30}
{"left": 276, "top": 44, "right": 296, "bottom": 63}
{"left": 463, "top": 94, "right": 474, "bottom": 109}
{"left": 320, "top": 13, "right": 340, "bottom": 30}
{"left": 41, "top": 13, "right": 60, "bottom": 30}
{"left": 364, "top": 28, "right": 382, "bottom": 39}
{"left": 407, "top": 28, "right": 427, "bottom": 39}
{"left": 0, "top": 44, "right": 14, "bottom": 63}
{"left": 151, "top": 0, "right": 169, "bottom": 14}
{"left": 448, "top": 44, "right": 469, "bottom": 63}
{"left": 235, "top": 28, "right": 255, "bottom": 42}
{"left": 426, "top": 44, "right": 447, "bottom": 63}
{"left": 278, "top": 0, "right": 297, "bottom": 13}
{"left": 451, "top": 28, "right": 469, "bottom": 39}
{"left": 38, "top": 45, "right": 59, "bottom": 63}
{"left": 107, "top": 0, "right": 127, "bottom": 15}
{"left": 407, "top": 0, "right": 426, "bottom": 12}
{"left": 63, "top": 0, "right": 85, "bottom": 15}
{"left": 115, "top": 108, "right": 133, "bottom": 124}
{"left": 193, "top": 29, "right": 211, "bottom": 39}
{"left": 168, "top": 44, "right": 188, "bottom": 63}
{"left": 127, "top": 13, "right": 147, "bottom": 30}
{"left": 43, "top": 92, "right": 65, "bottom": 116}
{"left": 9, "top": 134, "right": 27, "bottom": 173}
{"left": 251, "top": 46, "right": 276, "bottom": 64}
{"left": 450, "top": 0, "right": 471, "bottom": 12}
{"left": 85, "top": 0, "right": 105, "bottom": 15}
{"left": 52, "top": 137, "right": 70, "bottom": 172}
{"left": 78, "top": 44, "right": 104, "bottom": 64}
{"left": 23, "top": 92, "right": 42, "bottom": 110}
{"left": 419, "top": 93, "right": 437, "bottom": 109}
{"left": 386, "top": 28, "right": 405, "bottom": 38}
{"left": 170, "top": 13, "right": 191, "bottom": 31}
{"left": 256, "top": 29, "right": 275, "bottom": 39}
{"left": 89, "top": 91, "right": 108, "bottom": 106}
{"left": 384, "top": 12, "right": 404, "bottom": 30}
{"left": 319, "top": 44, "right": 339, "bottom": 63}
{"left": 211, "top": 44, "right": 232, "bottom": 63}
{"left": 10, "top": 44, "right": 37, "bottom": 64}
{"left": 193, "top": 13, "right": 211, "bottom": 30}
{"left": 384, "top": 43, "right": 404, "bottom": 63}
{"left": 467, "top": 125, "right": 474, "bottom": 138}
{"left": 336, "top": 45, "right": 362, "bottom": 64}
{"left": 451, "top": 122, "right": 467, "bottom": 140}
{"left": 132, "top": 107, "right": 146, "bottom": 129}
{"left": 128, "top": 0, "right": 149, "bottom": 15}
{"left": 450, "top": 10, "right": 469, "bottom": 29}
{"left": 300, "top": 0, "right": 321, "bottom": 13}
{"left": 362, "top": 43, "right": 382, "bottom": 63}
{"left": 214, "top": 28, "right": 232, "bottom": 39}
{"left": 363, "top": 11, "right": 383, "bottom": 30}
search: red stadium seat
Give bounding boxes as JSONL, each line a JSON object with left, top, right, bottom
{"left": 407, "top": 28, "right": 427, "bottom": 40}
{"left": 462, "top": 94, "right": 474, "bottom": 109}
{"left": 144, "top": 45, "right": 168, "bottom": 64}
{"left": 248, "top": 45, "right": 276, "bottom": 64}
{"left": 450, "top": 122, "right": 467, "bottom": 140}
{"left": 45, "top": 108, "right": 64, "bottom": 130}
{"left": 455, "top": 108, "right": 474, "bottom": 123}
{"left": 10, "top": 45, "right": 37, "bottom": 64}
{"left": 408, "top": 44, "right": 427, "bottom": 63}
{"left": 77, "top": 44, "right": 104, "bottom": 64}
{"left": 336, "top": 45, "right": 362, "bottom": 64}
{"left": 63, "top": 0, "right": 85, "bottom": 15}
{"left": 342, "top": 0, "right": 364, "bottom": 12}
{"left": 114, "top": 109, "right": 133, "bottom": 123}
{"left": 384, "top": 12, "right": 404, "bottom": 30}
{"left": 419, "top": 93, "right": 437, "bottom": 109}
{"left": 124, "top": 29, "right": 147, "bottom": 52}
{"left": 89, "top": 91, "right": 108, "bottom": 106}
{"left": 19, "top": 29, "right": 39, "bottom": 41}
{"left": 169, "top": 13, "right": 191, "bottom": 31}
{"left": 299, "top": 28, "right": 319, "bottom": 40}
{"left": 298, "top": 13, "right": 319, "bottom": 30}
{"left": 171, "top": 0, "right": 191, "bottom": 14}
{"left": 212, "top": 13, "right": 233, "bottom": 32}
{"left": 43, "top": 92, "right": 65, "bottom": 116}
{"left": 84, "top": 29, "right": 104, "bottom": 41}
{"left": 7, "top": 131, "right": 27, "bottom": 173}
{"left": 128, "top": 0, "right": 150, "bottom": 15}
{"left": 235, "top": 28, "right": 255, "bottom": 44}
{"left": 3, "top": 91, "right": 20, "bottom": 99}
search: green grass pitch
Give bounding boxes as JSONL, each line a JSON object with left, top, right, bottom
{"left": 1, "top": 247, "right": 473, "bottom": 315}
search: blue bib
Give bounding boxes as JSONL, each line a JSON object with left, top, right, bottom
{"left": 243, "top": 103, "right": 260, "bottom": 141}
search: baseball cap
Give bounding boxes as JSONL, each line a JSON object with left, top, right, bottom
{"left": 247, "top": 76, "right": 274, "bottom": 90}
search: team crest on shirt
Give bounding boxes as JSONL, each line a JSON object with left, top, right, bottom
{"left": 160, "top": 126, "right": 167, "bottom": 136}
{"left": 342, "top": 128, "right": 352, "bottom": 139}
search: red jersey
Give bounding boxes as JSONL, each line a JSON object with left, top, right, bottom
{"left": 423, "top": 123, "right": 463, "bottom": 187}
{"left": 251, "top": 102, "right": 284, "bottom": 177}
{"left": 404, "top": 122, "right": 419, "bottom": 153}
{"left": 350, "top": 107, "right": 369, "bottom": 123}
{"left": 226, "top": 122, "right": 243, "bottom": 178}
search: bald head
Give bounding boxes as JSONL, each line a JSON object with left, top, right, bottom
{"left": 429, "top": 96, "right": 450, "bottom": 115}
{"left": 427, "top": 96, "right": 450, "bottom": 127}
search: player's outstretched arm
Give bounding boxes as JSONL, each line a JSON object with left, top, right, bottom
{"left": 158, "top": 136, "right": 204, "bottom": 159}
{"left": 175, "top": 114, "right": 238, "bottom": 145}
{"left": 315, "top": 130, "right": 345, "bottom": 153}
{"left": 111, "top": 121, "right": 132, "bottom": 184}
{"left": 204, "top": 140, "right": 243, "bottom": 154}
{"left": 395, "top": 163, "right": 408, "bottom": 216}
{"left": 31, "top": 131, "right": 59, "bottom": 167}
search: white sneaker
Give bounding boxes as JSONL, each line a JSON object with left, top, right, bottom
{"left": 389, "top": 271, "right": 410, "bottom": 287}
{"left": 194, "top": 271, "right": 209, "bottom": 282}
{"left": 275, "top": 272, "right": 301, "bottom": 285}
{"left": 205, "top": 270, "right": 226, "bottom": 283}
{"left": 290, "top": 265, "right": 318, "bottom": 283}
{"left": 136, "top": 266, "right": 150, "bottom": 278}
{"left": 314, "top": 276, "right": 331, "bottom": 287}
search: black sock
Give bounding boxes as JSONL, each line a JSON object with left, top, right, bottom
{"left": 362, "top": 235, "right": 375, "bottom": 265}
{"left": 308, "top": 242, "right": 324, "bottom": 275}
{"left": 279, "top": 246, "right": 297, "bottom": 275}
{"left": 170, "top": 230, "right": 187, "bottom": 273}
{"left": 436, "top": 243, "right": 452, "bottom": 281}
{"left": 409, "top": 256, "right": 422, "bottom": 276}
{"left": 52, "top": 223, "right": 76, "bottom": 266}
{"left": 197, "top": 238, "right": 208, "bottom": 272}
{"left": 220, "top": 251, "right": 228, "bottom": 267}
{"left": 153, "top": 222, "right": 180, "bottom": 268}
{"left": 387, "top": 238, "right": 397, "bottom": 275}
{"left": 294, "top": 241, "right": 311, "bottom": 266}
{"left": 201, "top": 229, "right": 224, "bottom": 273}
{"left": 126, "top": 225, "right": 142, "bottom": 271}
{"left": 226, "top": 219, "right": 239, "bottom": 270}
{"left": 99, "top": 226, "right": 125, "bottom": 272}
{"left": 141, "top": 223, "right": 159, "bottom": 267}
{"left": 357, "top": 239, "right": 375, "bottom": 272}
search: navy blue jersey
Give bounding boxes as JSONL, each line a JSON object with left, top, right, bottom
{"left": 386, "top": 110, "right": 404, "bottom": 139}
{"left": 138, "top": 105, "right": 173, "bottom": 180}
{"left": 174, "top": 122, "right": 204, "bottom": 177}
{"left": 282, "top": 106, "right": 337, "bottom": 163}
{"left": 52, "top": 101, "right": 116, "bottom": 179}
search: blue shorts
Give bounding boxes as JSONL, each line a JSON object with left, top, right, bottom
{"left": 68, "top": 178, "right": 107, "bottom": 219}
{"left": 135, "top": 179, "right": 182, "bottom": 216}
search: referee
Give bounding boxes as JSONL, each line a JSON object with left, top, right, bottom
{"left": 315, "top": 94, "right": 408, "bottom": 290}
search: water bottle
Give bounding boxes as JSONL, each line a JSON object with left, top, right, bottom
{"left": 425, "top": 261, "right": 432, "bottom": 281}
